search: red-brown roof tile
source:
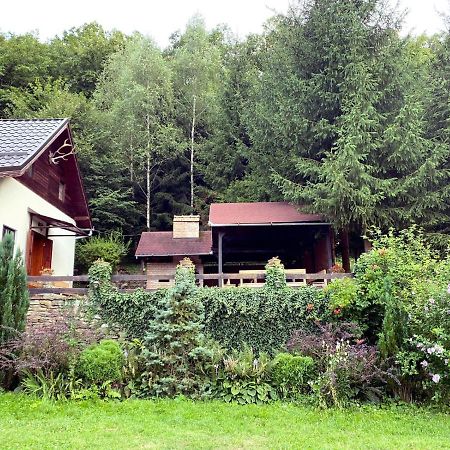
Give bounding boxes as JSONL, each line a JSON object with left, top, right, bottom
{"left": 208, "top": 202, "right": 324, "bottom": 225}
{"left": 135, "top": 231, "right": 212, "bottom": 257}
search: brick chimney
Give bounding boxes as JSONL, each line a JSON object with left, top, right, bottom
{"left": 173, "top": 215, "right": 200, "bottom": 238}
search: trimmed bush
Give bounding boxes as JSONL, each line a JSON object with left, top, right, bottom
{"left": 270, "top": 353, "right": 315, "bottom": 399}
{"left": 76, "top": 340, "right": 124, "bottom": 385}
{"left": 199, "top": 286, "right": 326, "bottom": 353}
{"left": 89, "top": 260, "right": 327, "bottom": 353}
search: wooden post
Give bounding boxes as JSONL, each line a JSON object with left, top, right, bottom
{"left": 218, "top": 231, "right": 224, "bottom": 287}
{"left": 340, "top": 229, "right": 351, "bottom": 273}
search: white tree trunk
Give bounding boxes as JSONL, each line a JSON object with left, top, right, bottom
{"left": 190, "top": 95, "right": 196, "bottom": 213}
{"left": 146, "top": 112, "right": 151, "bottom": 231}
{"left": 146, "top": 151, "right": 150, "bottom": 230}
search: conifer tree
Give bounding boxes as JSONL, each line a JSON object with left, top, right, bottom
{"left": 245, "top": 0, "right": 450, "bottom": 268}
{"left": 142, "top": 258, "right": 211, "bottom": 397}
{"left": 0, "top": 233, "right": 29, "bottom": 343}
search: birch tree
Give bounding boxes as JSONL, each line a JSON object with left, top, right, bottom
{"left": 95, "top": 35, "right": 180, "bottom": 230}
{"left": 170, "top": 16, "right": 225, "bottom": 213}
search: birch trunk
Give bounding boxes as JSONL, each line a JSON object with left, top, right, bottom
{"left": 190, "top": 95, "right": 196, "bottom": 213}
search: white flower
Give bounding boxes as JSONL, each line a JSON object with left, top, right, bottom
{"left": 421, "top": 360, "right": 428, "bottom": 368}
{"left": 427, "top": 347, "right": 436, "bottom": 354}
{"left": 429, "top": 298, "right": 435, "bottom": 305}
{"left": 435, "top": 345, "right": 444, "bottom": 355}
{"left": 432, "top": 374, "right": 441, "bottom": 383}
{"left": 447, "top": 284, "right": 450, "bottom": 294}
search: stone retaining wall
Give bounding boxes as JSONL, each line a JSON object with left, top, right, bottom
{"left": 27, "top": 295, "right": 87, "bottom": 328}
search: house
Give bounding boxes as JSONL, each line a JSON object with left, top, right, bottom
{"left": 0, "top": 119, "right": 92, "bottom": 276}
{"left": 136, "top": 202, "right": 334, "bottom": 287}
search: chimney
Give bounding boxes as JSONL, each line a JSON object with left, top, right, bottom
{"left": 173, "top": 215, "right": 200, "bottom": 238}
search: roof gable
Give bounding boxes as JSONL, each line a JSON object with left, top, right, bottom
{"left": 208, "top": 202, "right": 325, "bottom": 226}
{"left": 0, "top": 119, "right": 68, "bottom": 173}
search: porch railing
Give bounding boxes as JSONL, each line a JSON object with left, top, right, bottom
{"left": 27, "top": 272, "right": 352, "bottom": 296}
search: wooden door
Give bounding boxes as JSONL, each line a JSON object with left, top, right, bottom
{"left": 28, "top": 231, "right": 53, "bottom": 275}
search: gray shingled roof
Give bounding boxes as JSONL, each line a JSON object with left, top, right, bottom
{"left": 0, "top": 118, "right": 69, "bottom": 172}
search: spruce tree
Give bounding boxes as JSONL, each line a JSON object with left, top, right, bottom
{"left": 142, "top": 258, "right": 211, "bottom": 397}
{"left": 0, "top": 233, "right": 29, "bottom": 343}
{"left": 245, "top": 0, "right": 450, "bottom": 268}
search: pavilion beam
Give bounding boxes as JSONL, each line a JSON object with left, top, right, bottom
{"left": 218, "top": 231, "right": 224, "bottom": 287}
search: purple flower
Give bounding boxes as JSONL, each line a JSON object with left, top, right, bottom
{"left": 421, "top": 360, "right": 428, "bottom": 368}
{"left": 447, "top": 284, "right": 450, "bottom": 294}
{"left": 427, "top": 347, "right": 436, "bottom": 354}
{"left": 432, "top": 374, "right": 441, "bottom": 383}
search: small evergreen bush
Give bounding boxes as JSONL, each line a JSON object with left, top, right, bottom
{"left": 270, "top": 353, "right": 315, "bottom": 399}
{"left": 141, "top": 258, "right": 212, "bottom": 398}
{"left": 0, "top": 233, "right": 29, "bottom": 343}
{"left": 76, "top": 340, "right": 124, "bottom": 385}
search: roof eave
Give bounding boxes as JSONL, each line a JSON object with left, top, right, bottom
{"left": 135, "top": 251, "right": 213, "bottom": 258}
{"left": 208, "top": 221, "right": 330, "bottom": 227}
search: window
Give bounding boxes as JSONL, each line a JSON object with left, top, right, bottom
{"left": 58, "top": 182, "right": 66, "bottom": 202}
{"left": 2, "top": 226, "right": 16, "bottom": 241}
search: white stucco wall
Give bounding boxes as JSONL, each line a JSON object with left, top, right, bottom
{"left": 0, "top": 177, "right": 76, "bottom": 276}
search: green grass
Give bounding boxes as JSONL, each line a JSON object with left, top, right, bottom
{"left": 0, "top": 394, "right": 449, "bottom": 449}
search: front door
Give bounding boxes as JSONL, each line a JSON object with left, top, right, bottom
{"left": 28, "top": 231, "right": 53, "bottom": 275}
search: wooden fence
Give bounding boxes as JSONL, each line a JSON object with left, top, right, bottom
{"left": 28, "top": 272, "right": 352, "bottom": 296}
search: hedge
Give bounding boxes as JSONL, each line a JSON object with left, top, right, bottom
{"left": 88, "top": 260, "right": 327, "bottom": 353}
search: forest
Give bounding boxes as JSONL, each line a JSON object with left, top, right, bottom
{"left": 2, "top": 0, "right": 450, "bottom": 256}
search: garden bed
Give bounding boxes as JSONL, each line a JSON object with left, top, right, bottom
{"left": 1, "top": 393, "right": 449, "bottom": 449}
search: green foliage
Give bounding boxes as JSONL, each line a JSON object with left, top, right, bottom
{"left": 199, "top": 285, "right": 326, "bottom": 354}
{"left": 76, "top": 231, "right": 129, "bottom": 273}
{"left": 89, "top": 260, "right": 326, "bottom": 353}
{"left": 76, "top": 340, "right": 124, "bottom": 385}
{"left": 141, "top": 259, "right": 212, "bottom": 398}
{"left": 0, "top": 233, "right": 29, "bottom": 343}
{"left": 270, "top": 353, "right": 315, "bottom": 399}
{"left": 323, "top": 277, "right": 358, "bottom": 315}
{"left": 213, "top": 346, "right": 277, "bottom": 404}
{"left": 265, "top": 257, "right": 287, "bottom": 290}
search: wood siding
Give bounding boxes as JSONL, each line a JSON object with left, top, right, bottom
{"left": 15, "top": 128, "right": 90, "bottom": 227}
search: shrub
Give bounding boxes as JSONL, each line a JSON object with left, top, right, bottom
{"left": 199, "top": 286, "right": 326, "bottom": 353}
{"left": 270, "top": 353, "right": 315, "bottom": 399}
{"left": 76, "top": 340, "right": 124, "bottom": 385}
{"left": 0, "top": 232, "right": 29, "bottom": 343}
{"left": 76, "top": 231, "right": 129, "bottom": 273}
{"left": 213, "top": 345, "right": 278, "bottom": 404}
{"left": 354, "top": 227, "right": 439, "bottom": 341}
{"left": 323, "top": 277, "right": 358, "bottom": 318}
{"left": 140, "top": 259, "right": 213, "bottom": 398}
{"left": 0, "top": 317, "right": 98, "bottom": 396}
{"left": 89, "top": 260, "right": 162, "bottom": 339}
{"left": 288, "top": 322, "right": 391, "bottom": 407}
{"left": 89, "top": 260, "right": 327, "bottom": 353}
{"left": 0, "top": 319, "right": 97, "bottom": 378}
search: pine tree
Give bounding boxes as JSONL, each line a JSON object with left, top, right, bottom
{"left": 0, "top": 233, "right": 29, "bottom": 343}
{"left": 142, "top": 258, "right": 211, "bottom": 397}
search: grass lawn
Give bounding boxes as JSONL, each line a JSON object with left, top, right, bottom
{"left": 0, "top": 394, "right": 449, "bottom": 449}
